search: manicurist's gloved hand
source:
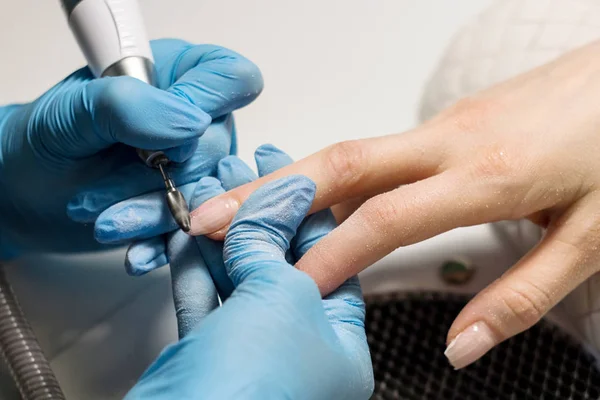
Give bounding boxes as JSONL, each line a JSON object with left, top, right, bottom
{"left": 125, "top": 148, "right": 374, "bottom": 399}
{"left": 0, "top": 38, "right": 262, "bottom": 259}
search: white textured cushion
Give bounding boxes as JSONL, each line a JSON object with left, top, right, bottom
{"left": 420, "top": 0, "right": 600, "bottom": 120}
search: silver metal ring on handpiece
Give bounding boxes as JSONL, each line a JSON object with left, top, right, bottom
{"left": 137, "top": 149, "right": 168, "bottom": 168}
{"left": 102, "top": 56, "right": 158, "bottom": 86}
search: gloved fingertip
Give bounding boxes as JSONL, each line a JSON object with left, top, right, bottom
{"left": 163, "top": 140, "right": 199, "bottom": 163}
{"left": 191, "top": 177, "right": 225, "bottom": 209}
{"left": 66, "top": 193, "right": 104, "bottom": 222}
{"left": 125, "top": 253, "right": 169, "bottom": 276}
{"left": 254, "top": 143, "right": 287, "bottom": 158}
{"left": 254, "top": 144, "right": 294, "bottom": 177}
{"left": 96, "top": 185, "right": 195, "bottom": 244}
{"left": 292, "top": 209, "right": 338, "bottom": 259}
{"left": 217, "top": 155, "right": 246, "bottom": 172}
{"left": 65, "top": 201, "right": 89, "bottom": 223}
{"left": 125, "top": 239, "right": 168, "bottom": 276}
{"left": 94, "top": 220, "right": 115, "bottom": 244}
{"left": 94, "top": 204, "right": 146, "bottom": 244}
{"left": 217, "top": 155, "right": 257, "bottom": 190}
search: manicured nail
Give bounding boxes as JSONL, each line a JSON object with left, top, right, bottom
{"left": 189, "top": 197, "right": 239, "bottom": 235}
{"left": 444, "top": 321, "right": 496, "bottom": 369}
{"left": 205, "top": 225, "right": 230, "bottom": 241}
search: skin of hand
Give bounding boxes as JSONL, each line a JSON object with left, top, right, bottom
{"left": 124, "top": 171, "right": 374, "bottom": 399}
{"left": 166, "top": 39, "right": 600, "bottom": 369}
{"left": 0, "top": 38, "right": 262, "bottom": 259}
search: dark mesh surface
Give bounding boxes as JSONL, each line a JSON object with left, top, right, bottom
{"left": 365, "top": 292, "right": 600, "bottom": 400}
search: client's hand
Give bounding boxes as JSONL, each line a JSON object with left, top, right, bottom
{"left": 125, "top": 148, "right": 374, "bottom": 399}
{"left": 183, "top": 40, "right": 600, "bottom": 368}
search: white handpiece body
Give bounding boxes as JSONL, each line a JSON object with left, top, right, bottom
{"left": 64, "top": 0, "right": 156, "bottom": 84}
{"left": 62, "top": 0, "right": 191, "bottom": 231}
{"left": 62, "top": 0, "right": 162, "bottom": 165}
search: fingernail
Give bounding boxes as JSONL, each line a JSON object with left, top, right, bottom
{"left": 444, "top": 321, "right": 496, "bottom": 369}
{"left": 189, "top": 197, "right": 238, "bottom": 235}
{"left": 205, "top": 224, "right": 230, "bottom": 241}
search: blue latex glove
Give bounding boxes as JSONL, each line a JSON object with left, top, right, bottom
{"left": 169, "top": 145, "right": 306, "bottom": 333}
{"left": 0, "top": 38, "right": 262, "bottom": 258}
{"left": 125, "top": 164, "right": 374, "bottom": 399}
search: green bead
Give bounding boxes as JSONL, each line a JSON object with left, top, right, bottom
{"left": 440, "top": 259, "right": 475, "bottom": 285}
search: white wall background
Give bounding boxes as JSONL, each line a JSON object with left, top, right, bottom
{"left": 0, "top": 1, "right": 492, "bottom": 398}
{"left": 0, "top": 0, "right": 491, "bottom": 162}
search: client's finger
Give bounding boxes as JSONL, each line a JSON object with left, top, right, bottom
{"left": 190, "top": 129, "right": 444, "bottom": 237}
{"left": 330, "top": 196, "right": 370, "bottom": 223}
{"left": 296, "top": 169, "right": 514, "bottom": 296}
{"left": 444, "top": 196, "right": 600, "bottom": 369}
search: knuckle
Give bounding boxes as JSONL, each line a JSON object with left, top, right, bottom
{"left": 467, "top": 148, "right": 529, "bottom": 214}
{"left": 470, "top": 145, "right": 518, "bottom": 181}
{"left": 500, "top": 282, "right": 552, "bottom": 329}
{"left": 364, "top": 196, "right": 401, "bottom": 225}
{"left": 447, "top": 97, "right": 498, "bottom": 133}
{"left": 556, "top": 209, "right": 600, "bottom": 262}
{"left": 444, "top": 97, "right": 522, "bottom": 181}
{"left": 358, "top": 194, "right": 410, "bottom": 245}
{"left": 324, "top": 141, "right": 367, "bottom": 193}
{"left": 299, "top": 244, "right": 335, "bottom": 278}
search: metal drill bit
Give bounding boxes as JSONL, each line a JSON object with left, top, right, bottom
{"left": 157, "top": 162, "right": 191, "bottom": 233}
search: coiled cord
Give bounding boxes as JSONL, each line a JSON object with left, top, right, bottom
{"left": 0, "top": 264, "right": 64, "bottom": 399}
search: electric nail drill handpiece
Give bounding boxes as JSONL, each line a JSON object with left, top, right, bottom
{"left": 61, "top": 0, "right": 191, "bottom": 232}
